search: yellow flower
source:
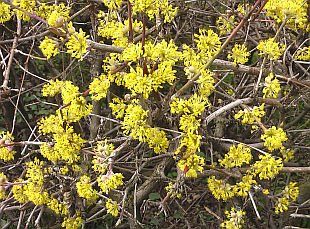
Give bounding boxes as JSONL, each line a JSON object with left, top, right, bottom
{"left": 208, "top": 176, "right": 235, "bottom": 201}
{"left": 13, "top": 0, "right": 36, "bottom": 21}
{"left": 62, "top": 216, "right": 83, "bottom": 229}
{"left": 263, "top": 73, "right": 281, "bottom": 99}
{"left": 257, "top": 38, "right": 285, "bottom": 60}
{"left": 37, "top": 3, "right": 70, "bottom": 27}
{"left": 221, "top": 207, "right": 245, "bottom": 229}
{"left": 280, "top": 147, "right": 294, "bottom": 162}
{"left": 194, "top": 29, "right": 221, "bottom": 59}
{"left": 228, "top": 44, "right": 250, "bottom": 65}
{"left": 234, "top": 104, "right": 265, "bottom": 125}
{"left": 97, "top": 173, "right": 124, "bottom": 194}
{"left": 216, "top": 16, "right": 235, "bottom": 36}
{"left": 0, "top": 172, "right": 8, "bottom": 200}
{"left": 219, "top": 144, "right": 252, "bottom": 169}
{"left": 89, "top": 74, "right": 111, "bottom": 101}
{"left": 233, "top": 174, "right": 257, "bottom": 197}
{"left": 39, "top": 37, "right": 59, "bottom": 59}
{"left": 76, "top": 175, "right": 98, "bottom": 201}
{"left": 47, "top": 198, "right": 69, "bottom": 216}
{"left": 106, "top": 198, "right": 119, "bottom": 217}
{"left": 261, "top": 126, "right": 287, "bottom": 151}
{"left": 251, "top": 153, "right": 283, "bottom": 180}
{"left": 0, "top": 131, "right": 16, "bottom": 161}
{"left": 177, "top": 154, "right": 205, "bottom": 178}
{"left": 0, "top": 2, "right": 11, "bottom": 23}
{"left": 66, "top": 28, "right": 89, "bottom": 60}
{"left": 295, "top": 46, "right": 310, "bottom": 61}
{"left": 102, "top": 0, "right": 123, "bottom": 10}
{"left": 265, "top": 0, "right": 309, "bottom": 31}
{"left": 275, "top": 182, "right": 299, "bottom": 214}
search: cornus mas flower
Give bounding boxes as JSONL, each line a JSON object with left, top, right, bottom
{"left": 228, "top": 44, "right": 250, "bottom": 65}
{"left": 219, "top": 144, "right": 252, "bottom": 169}
{"left": 295, "top": 46, "right": 310, "bottom": 61}
{"left": 208, "top": 176, "right": 235, "bottom": 201}
{"left": 234, "top": 104, "right": 265, "bottom": 125}
{"left": 0, "top": 173, "right": 7, "bottom": 200}
{"left": 0, "top": 131, "right": 15, "bottom": 161}
{"left": 97, "top": 173, "right": 124, "bottom": 194}
{"left": 66, "top": 28, "right": 89, "bottom": 60}
{"left": 251, "top": 153, "right": 283, "bottom": 180}
{"left": 261, "top": 126, "right": 287, "bottom": 151}
{"left": 216, "top": 16, "right": 235, "bottom": 36}
{"left": 265, "top": 0, "right": 309, "bottom": 31}
{"left": 39, "top": 37, "right": 59, "bottom": 59}
{"left": 0, "top": 2, "right": 11, "bottom": 23}
{"left": 221, "top": 208, "right": 245, "bottom": 229}
{"left": 106, "top": 198, "right": 119, "bottom": 217}
{"left": 13, "top": 0, "right": 36, "bottom": 21}
{"left": 76, "top": 175, "right": 98, "bottom": 201}
{"left": 89, "top": 74, "right": 111, "bottom": 101}
{"left": 257, "top": 38, "right": 285, "bottom": 60}
{"left": 263, "top": 73, "right": 281, "bottom": 99}
{"left": 275, "top": 182, "right": 299, "bottom": 214}
{"left": 62, "top": 216, "right": 83, "bottom": 229}
{"left": 177, "top": 154, "right": 205, "bottom": 178}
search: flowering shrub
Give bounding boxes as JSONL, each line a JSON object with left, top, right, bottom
{"left": 0, "top": 0, "right": 308, "bottom": 228}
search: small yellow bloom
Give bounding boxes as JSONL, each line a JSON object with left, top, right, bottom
{"left": 39, "top": 37, "right": 59, "bottom": 59}
{"left": 106, "top": 198, "right": 119, "bottom": 217}
{"left": 66, "top": 28, "right": 89, "bottom": 60}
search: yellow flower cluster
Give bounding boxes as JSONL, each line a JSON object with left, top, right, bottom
{"left": 265, "top": 0, "right": 309, "bottom": 31}
{"left": 216, "top": 16, "right": 235, "bottom": 36}
{"left": 0, "top": 172, "right": 7, "bottom": 200}
{"left": 110, "top": 100, "right": 169, "bottom": 153}
{"left": 76, "top": 175, "right": 98, "bottom": 201}
{"left": 228, "top": 44, "right": 250, "bottom": 65}
{"left": 194, "top": 29, "right": 221, "bottom": 60}
{"left": 220, "top": 208, "right": 245, "bottom": 229}
{"left": 39, "top": 80, "right": 91, "bottom": 163}
{"left": 62, "top": 216, "right": 83, "bottom": 229}
{"left": 39, "top": 37, "right": 59, "bottom": 59}
{"left": 280, "top": 147, "right": 294, "bottom": 162}
{"left": 13, "top": 0, "right": 36, "bottom": 21}
{"left": 219, "top": 144, "right": 252, "bottom": 169}
{"left": 39, "top": 124, "right": 85, "bottom": 163}
{"left": 196, "top": 69, "right": 215, "bottom": 97}
{"left": 263, "top": 73, "right": 281, "bottom": 99}
{"left": 0, "top": 2, "right": 11, "bottom": 23}
{"left": 295, "top": 46, "right": 310, "bottom": 61}
{"left": 47, "top": 198, "right": 69, "bottom": 216}
{"left": 12, "top": 158, "right": 49, "bottom": 206}
{"left": 41, "top": 80, "right": 92, "bottom": 122}
{"left": 131, "top": 0, "right": 177, "bottom": 23}
{"left": 257, "top": 38, "right": 285, "bottom": 60}
{"left": 275, "top": 182, "right": 299, "bottom": 214}
{"left": 234, "top": 104, "right": 265, "bottom": 125}
{"left": 92, "top": 140, "right": 114, "bottom": 174}
{"left": 102, "top": 0, "right": 123, "bottom": 10}
{"left": 261, "top": 126, "right": 287, "bottom": 151}
{"left": 233, "top": 174, "right": 257, "bottom": 197}
{"left": 208, "top": 176, "right": 235, "bottom": 201}
{"left": 37, "top": 3, "right": 70, "bottom": 27}
{"left": 165, "top": 182, "right": 182, "bottom": 199}
{"left": 177, "top": 154, "right": 205, "bottom": 178}
{"left": 106, "top": 198, "right": 119, "bottom": 217}
{"left": 251, "top": 153, "right": 283, "bottom": 180}
{"left": 117, "top": 40, "right": 179, "bottom": 99}
{"left": 89, "top": 74, "right": 111, "bottom": 101}
{"left": 171, "top": 94, "right": 207, "bottom": 117}
{"left": 66, "top": 28, "right": 89, "bottom": 60}
{"left": 0, "top": 131, "right": 16, "bottom": 161}
{"left": 97, "top": 172, "right": 124, "bottom": 194}
{"left": 97, "top": 12, "right": 142, "bottom": 47}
